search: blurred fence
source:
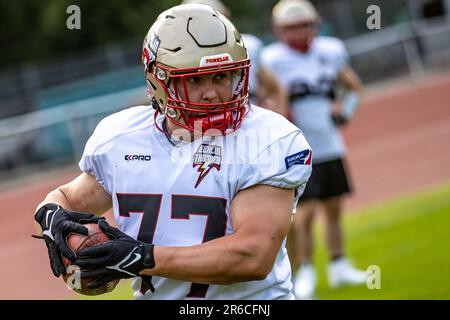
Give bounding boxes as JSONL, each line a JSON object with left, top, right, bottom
{"left": 347, "top": 15, "right": 450, "bottom": 82}
{"left": 1, "top": 15, "right": 450, "bottom": 178}
{"left": 0, "top": 41, "right": 141, "bottom": 119}
{"left": 0, "top": 86, "right": 147, "bottom": 176}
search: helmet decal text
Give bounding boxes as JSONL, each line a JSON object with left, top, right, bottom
{"left": 200, "top": 53, "right": 233, "bottom": 66}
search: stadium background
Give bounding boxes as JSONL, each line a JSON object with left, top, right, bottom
{"left": 0, "top": 0, "right": 449, "bottom": 299}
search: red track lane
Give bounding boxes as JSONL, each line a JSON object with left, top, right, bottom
{"left": 343, "top": 73, "right": 450, "bottom": 209}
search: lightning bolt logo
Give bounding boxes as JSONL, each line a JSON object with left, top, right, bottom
{"left": 193, "top": 144, "right": 222, "bottom": 188}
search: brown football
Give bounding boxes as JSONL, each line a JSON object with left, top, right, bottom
{"left": 62, "top": 223, "right": 119, "bottom": 296}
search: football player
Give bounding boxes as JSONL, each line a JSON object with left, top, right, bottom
{"left": 33, "top": 3, "right": 312, "bottom": 300}
{"left": 261, "top": 0, "right": 367, "bottom": 299}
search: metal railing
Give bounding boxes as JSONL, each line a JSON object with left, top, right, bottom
{"left": 0, "top": 87, "right": 147, "bottom": 175}
{"left": 1, "top": 16, "right": 450, "bottom": 177}
{"left": 345, "top": 16, "right": 450, "bottom": 81}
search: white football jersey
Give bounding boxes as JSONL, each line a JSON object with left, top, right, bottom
{"left": 242, "top": 33, "right": 263, "bottom": 97}
{"left": 261, "top": 36, "right": 348, "bottom": 163}
{"left": 79, "top": 105, "right": 312, "bottom": 300}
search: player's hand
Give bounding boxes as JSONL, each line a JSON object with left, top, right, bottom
{"left": 331, "top": 112, "right": 349, "bottom": 127}
{"left": 34, "top": 203, "right": 105, "bottom": 277}
{"left": 74, "top": 219, "right": 155, "bottom": 291}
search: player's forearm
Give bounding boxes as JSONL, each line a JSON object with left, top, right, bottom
{"left": 339, "top": 66, "right": 364, "bottom": 95}
{"left": 273, "top": 87, "right": 290, "bottom": 118}
{"left": 37, "top": 177, "right": 111, "bottom": 217}
{"left": 140, "top": 233, "right": 276, "bottom": 285}
{"left": 36, "top": 188, "right": 72, "bottom": 212}
{"left": 34, "top": 188, "right": 73, "bottom": 236}
{"left": 336, "top": 67, "right": 364, "bottom": 121}
{"left": 259, "top": 67, "right": 290, "bottom": 117}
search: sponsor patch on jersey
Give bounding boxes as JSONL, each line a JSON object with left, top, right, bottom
{"left": 285, "top": 149, "right": 312, "bottom": 170}
{"left": 193, "top": 144, "right": 222, "bottom": 188}
{"left": 124, "top": 155, "right": 152, "bottom": 161}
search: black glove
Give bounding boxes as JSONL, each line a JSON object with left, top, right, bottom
{"left": 74, "top": 219, "right": 155, "bottom": 291}
{"left": 33, "top": 203, "right": 104, "bottom": 277}
{"left": 331, "top": 113, "right": 349, "bottom": 127}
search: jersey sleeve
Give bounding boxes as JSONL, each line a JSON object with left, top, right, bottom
{"left": 332, "top": 38, "right": 349, "bottom": 71}
{"left": 237, "top": 130, "right": 313, "bottom": 208}
{"left": 242, "top": 34, "right": 264, "bottom": 95}
{"left": 78, "top": 120, "right": 112, "bottom": 195}
{"left": 242, "top": 34, "right": 263, "bottom": 66}
{"left": 260, "top": 46, "right": 276, "bottom": 72}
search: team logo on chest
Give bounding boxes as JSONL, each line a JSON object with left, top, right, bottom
{"left": 193, "top": 144, "right": 222, "bottom": 188}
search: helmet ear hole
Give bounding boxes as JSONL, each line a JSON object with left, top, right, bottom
{"left": 145, "top": 68, "right": 169, "bottom": 113}
{"left": 151, "top": 97, "right": 159, "bottom": 110}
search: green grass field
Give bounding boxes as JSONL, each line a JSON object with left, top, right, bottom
{"left": 315, "top": 182, "right": 450, "bottom": 299}
{"left": 76, "top": 182, "right": 450, "bottom": 300}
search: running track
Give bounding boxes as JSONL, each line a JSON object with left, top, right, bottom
{"left": 1, "top": 72, "right": 449, "bottom": 299}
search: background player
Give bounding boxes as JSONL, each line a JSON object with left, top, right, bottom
{"left": 33, "top": 3, "right": 312, "bottom": 300}
{"left": 182, "top": 0, "right": 289, "bottom": 117}
{"left": 261, "top": 0, "right": 367, "bottom": 299}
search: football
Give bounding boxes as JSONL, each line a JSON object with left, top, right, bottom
{"left": 62, "top": 223, "right": 119, "bottom": 296}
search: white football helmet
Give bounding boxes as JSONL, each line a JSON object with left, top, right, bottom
{"left": 180, "top": 0, "right": 231, "bottom": 18}
{"left": 272, "top": 0, "right": 320, "bottom": 52}
{"left": 272, "top": 0, "right": 320, "bottom": 26}
{"left": 142, "top": 3, "right": 250, "bottom": 135}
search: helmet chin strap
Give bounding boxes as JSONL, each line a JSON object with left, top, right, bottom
{"left": 187, "top": 110, "right": 233, "bottom": 134}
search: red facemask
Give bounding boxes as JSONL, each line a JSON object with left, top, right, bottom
{"left": 152, "top": 59, "right": 251, "bottom": 136}
{"left": 277, "top": 21, "right": 318, "bottom": 53}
